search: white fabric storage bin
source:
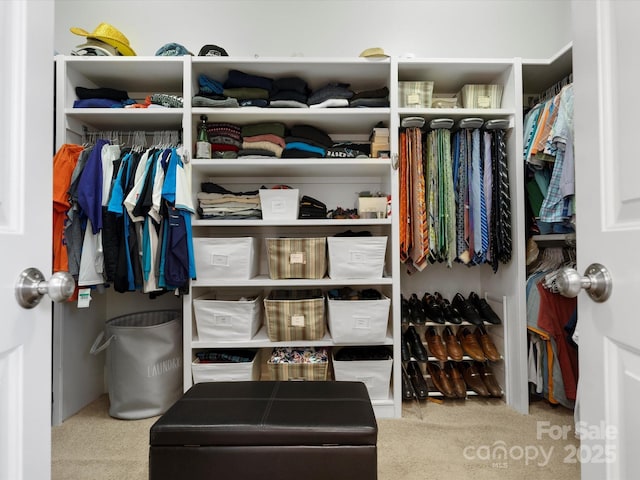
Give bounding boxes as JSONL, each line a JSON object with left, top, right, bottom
{"left": 327, "top": 294, "right": 390, "bottom": 343}
{"left": 193, "top": 237, "right": 259, "bottom": 280}
{"left": 193, "top": 292, "right": 262, "bottom": 341}
{"left": 327, "top": 236, "right": 387, "bottom": 279}
{"left": 332, "top": 352, "right": 393, "bottom": 400}
{"left": 191, "top": 352, "right": 260, "bottom": 383}
{"left": 259, "top": 188, "right": 300, "bottom": 220}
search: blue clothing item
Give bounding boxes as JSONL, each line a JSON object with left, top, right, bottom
{"left": 107, "top": 151, "right": 132, "bottom": 214}
{"left": 167, "top": 209, "right": 190, "bottom": 288}
{"left": 161, "top": 148, "right": 179, "bottom": 205}
{"left": 284, "top": 141, "right": 325, "bottom": 156}
{"left": 224, "top": 69, "right": 273, "bottom": 91}
{"left": 159, "top": 209, "right": 194, "bottom": 289}
{"left": 73, "top": 98, "right": 124, "bottom": 108}
{"left": 198, "top": 74, "right": 224, "bottom": 95}
{"left": 78, "top": 139, "right": 109, "bottom": 233}
{"left": 155, "top": 42, "right": 191, "bottom": 56}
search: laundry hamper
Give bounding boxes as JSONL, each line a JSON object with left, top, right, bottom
{"left": 90, "top": 310, "right": 183, "bottom": 420}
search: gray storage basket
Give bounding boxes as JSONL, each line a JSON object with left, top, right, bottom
{"left": 90, "top": 310, "right": 183, "bottom": 419}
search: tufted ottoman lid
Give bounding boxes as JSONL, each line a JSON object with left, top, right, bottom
{"left": 149, "top": 381, "right": 378, "bottom": 447}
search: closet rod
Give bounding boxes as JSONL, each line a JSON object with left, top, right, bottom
{"left": 538, "top": 73, "right": 573, "bottom": 103}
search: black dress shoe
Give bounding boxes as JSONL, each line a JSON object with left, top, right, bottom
{"left": 452, "top": 293, "right": 483, "bottom": 325}
{"left": 468, "top": 292, "right": 502, "bottom": 324}
{"left": 401, "top": 332, "right": 411, "bottom": 361}
{"left": 405, "top": 325, "right": 428, "bottom": 361}
{"left": 401, "top": 294, "right": 411, "bottom": 325}
{"left": 422, "top": 292, "right": 445, "bottom": 324}
{"left": 401, "top": 366, "right": 416, "bottom": 400}
{"left": 407, "top": 360, "right": 429, "bottom": 399}
{"left": 434, "top": 292, "right": 463, "bottom": 324}
{"left": 409, "top": 293, "right": 427, "bottom": 324}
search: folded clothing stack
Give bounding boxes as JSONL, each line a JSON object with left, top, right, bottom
{"left": 283, "top": 124, "right": 334, "bottom": 158}
{"left": 299, "top": 195, "right": 327, "bottom": 219}
{"left": 193, "top": 73, "right": 239, "bottom": 108}
{"left": 240, "top": 122, "right": 287, "bottom": 157}
{"left": 206, "top": 122, "right": 242, "bottom": 158}
{"left": 197, "top": 182, "right": 261, "bottom": 219}
{"left": 308, "top": 82, "right": 354, "bottom": 108}
{"left": 349, "top": 86, "right": 390, "bottom": 108}
{"left": 224, "top": 69, "right": 274, "bottom": 107}
{"left": 269, "top": 76, "right": 309, "bottom": 108}
{"left": 73, "top": 86, "right": 133, "bottom": 108}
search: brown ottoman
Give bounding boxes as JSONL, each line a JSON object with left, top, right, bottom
{"left": 149, "top": 381, "right": 378, "bottom": 480}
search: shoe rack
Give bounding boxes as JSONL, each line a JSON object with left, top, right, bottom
{"left": 393, "top": 57, "right": 527, "bottom": 412}
{"left": 400, "top": 291, "right": 505, "bottom": 401}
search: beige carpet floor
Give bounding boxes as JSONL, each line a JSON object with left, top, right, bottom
{"left": 52, "top": 394, "right": 580, "bottom": 480}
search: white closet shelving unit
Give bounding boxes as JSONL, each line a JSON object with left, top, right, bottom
{"left": 186, "top": 56, "right": 398, "bottom": 418}
{"left": 54, "top": 53, "right": 540, "bottom": 421}
{"left": 392, "top": 57, "right": 528, "bottom": 410}
{"left": 52, "top": 56, "right": 186, "bottom": 424}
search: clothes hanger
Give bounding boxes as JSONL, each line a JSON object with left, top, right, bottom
{"left": 457, "top": 117, "right": 484, "bottom": 130}
{"left": 429, "top": 118, "right": 454, "bottom": 130}
{"left": 484, "top": 118, "right": 511, "bottom": 130}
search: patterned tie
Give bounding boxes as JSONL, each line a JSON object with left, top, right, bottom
{"left": 410, "top": 127, "right": 429, "bottom": 271}
{"left": 496, "top": 128, "right": 512, "bottom": 264}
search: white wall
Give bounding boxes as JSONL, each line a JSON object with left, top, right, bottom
{"left": 55, "top": 0, "right": 571, "bottom": 59}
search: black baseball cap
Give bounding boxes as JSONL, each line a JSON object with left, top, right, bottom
{"left": 198, "top": 45, "right": 229, "bottom": 56}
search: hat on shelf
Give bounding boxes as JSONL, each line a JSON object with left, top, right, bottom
{"left": 359, "top": 47, "right": 389, "bottom": 59}
{"left": 71, "top": 38, "right": 121, "bottom": 56}
{"left": 70, "top": 22, "right": 136, "bottom": 56}
{"left": 198, "top": 44, "right": 229, "bottom": 57}
{"left": 155, "top": 43, "right": 193, "bottom": 56}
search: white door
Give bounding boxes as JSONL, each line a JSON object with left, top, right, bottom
{"left": 0, "top": 1, "right": 56, "bottom": 479}
{"left": 571, "top": 1, "right": 640, "bottom": 478}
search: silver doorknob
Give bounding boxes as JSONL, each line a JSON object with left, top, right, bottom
{"left": 15, "top": 267, "right": 75, "bottom": 309}
{"left": 557, "top": 263, "right": 612, "bottom": 302}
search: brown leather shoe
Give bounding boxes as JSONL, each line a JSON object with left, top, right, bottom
{"left": 457, "top": 326, "right": 486, "bottom": 361}
{"left": 474, "top": 326, "right": 501, "bottom": 362}
{"left": 443, "top": 326, "right": 464, "bottom": 361}
{"left": 460, "top": 361, "right": 489, "bottom": 397}
{"left": 427, "top": 362, "right": 456, "bottom": 398}
{"left": 425, "top": 326, "right": 448, "bottom": 362}
{"left": 475, "top": 361, "right": 503, "bottom": 397}
{"left": 444, "top": 361, "right": 467, "bottom": 398}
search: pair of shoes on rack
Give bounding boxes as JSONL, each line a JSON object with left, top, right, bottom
{"left": 474, "top": 325, "right": 501, "bottom": 362}
{"left": 405, "top": 360, "right": 429, "bottom": 399}
{"left": 426, "top": 326, "right": 465, "bottom": 362}
{"left": 460, "top": 361, "right": 503, "bottom": 397}
{"left": 401, "top": 293, "right": 429, "bottom": 325}
{"left": 468, "top": 292, "right": 502, "bottom": 324}
{"left": 457, "top": 325, "right": 501, "bottom": 362}
{"left": 434, "top": 292, "right": 464, "bottom": 324}
{"left": 452, "top": 293, "right": 484, "bottom": 325}
{"left": 403, "top": 325, "right": 428, "bottom": 361}
{"left": 421, "top": 292, "right": 465, "bottom": 324}
{"left": 426, "top": 361, "right": 467, "bottom": 399}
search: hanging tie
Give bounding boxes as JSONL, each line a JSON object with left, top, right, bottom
{"left": 496, "top": 128, "right": 512, "bottom": 264}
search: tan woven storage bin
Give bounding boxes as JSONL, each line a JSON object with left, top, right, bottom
{"left": 267, "top": 347, "right": 330, "bottom": 381}
{"left": 264, "top": 289, "right": 325, "bottom": 341}
{"left": 266, "top": 237, "right": 327, "bottom": 279}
